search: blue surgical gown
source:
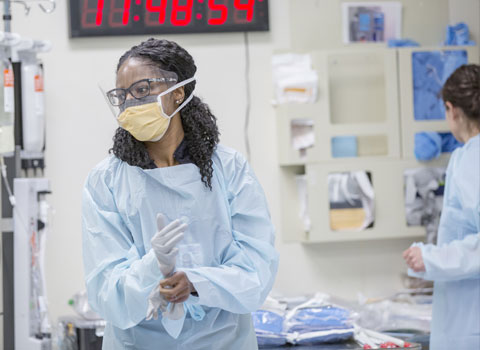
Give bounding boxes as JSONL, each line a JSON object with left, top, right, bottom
{"left": 82, "top": 145, "right": 279, "bottom": 349}
{"left": 409, "top": 134, "right": 480, "bottom": 350}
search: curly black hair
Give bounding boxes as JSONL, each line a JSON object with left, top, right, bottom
{"left": 110, "top": 38, "right": 220, "bottom": 189}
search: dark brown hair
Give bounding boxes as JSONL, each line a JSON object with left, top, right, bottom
{"left": 442, "top": 64, "right": 480, "bottom": 125}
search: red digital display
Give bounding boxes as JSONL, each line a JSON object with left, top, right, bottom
{"left": 70, "top": 0, "right": 269, "bottom": 37}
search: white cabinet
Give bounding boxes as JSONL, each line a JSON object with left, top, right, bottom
{"left": 277, "top": 48, "right": 401, "bottom": 165}
{"left": 277, "top": 45, "right": 479, "bottom": 243}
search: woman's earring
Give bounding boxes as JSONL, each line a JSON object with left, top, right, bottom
{"left": 176, "top": 100, "right": 181, "bottom": 104}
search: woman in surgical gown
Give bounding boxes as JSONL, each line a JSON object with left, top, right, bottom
{"left": 403, "top": 64, "right": 480, "bottom": 350}
{"left": 82, "top": 38, "right": 279, "bottom": 350}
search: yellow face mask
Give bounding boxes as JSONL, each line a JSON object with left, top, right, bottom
{"left": 117, "top": 97, "right": 170, "bottom": 142}
{"left": 116, "top": 77, "right": 196, "bottom": 142}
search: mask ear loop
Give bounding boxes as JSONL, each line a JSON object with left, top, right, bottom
{"left": 157, "top": 77, "right": 196, "bottom": 119}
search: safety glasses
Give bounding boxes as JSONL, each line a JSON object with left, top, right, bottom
{"left": 106, "top": 77, "right": 177, "bottom": 106}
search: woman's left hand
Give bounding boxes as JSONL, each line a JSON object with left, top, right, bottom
{"left": 159, "top": 271, "right": 196, "bottom": 303}
{"left": 402, "top": 246, "right": 426, "bottom": 272}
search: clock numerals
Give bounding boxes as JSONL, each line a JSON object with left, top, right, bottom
{"left": 146, "top": 0, "right": 167, "bottom": 25}
{"left": 109, "top": 0, "right": 132, "bottom": 27}
{"left": 146, "top": 0, "right": 193, "bottom": 27}
{"left": 76, "top": 0, "right": 267, "bottom": 34}
{"left": 171, "top": 0, "right": 194, "bottom": 26}
{"left": 233, "top": 0, "right": 255, "bottom": 23}
{"left": 81, "top": 0, "right": 104, "bottom": 27}
{"left": 122, "top": 0, "right": 132, "bottom": 25}
{"left": 207, "top": 0, "right": 227, "bottom": 25}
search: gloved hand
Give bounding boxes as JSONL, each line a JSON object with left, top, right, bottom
{"left": 146, "top": 284, "right": 167, "bottom": 320}
{"left": 146, "top": 214, "right": 187, "bottom": 321}
{"left": 151, "top": 214, "right": 187, "bottom": 276}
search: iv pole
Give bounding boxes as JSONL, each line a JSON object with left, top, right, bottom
{"left": 1, "top": 1, "right": 54, "bottom": 348}
{"left": 2, "top": 0, "right": 20, "bottom": 347}
{"left": 4, "top": 0, "right": 11, "bottom": 32}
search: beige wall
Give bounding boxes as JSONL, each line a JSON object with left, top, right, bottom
{"left": 289, "top": 0, "right": 450, "bottom": 50}
{"left": 2, "top": 0, "right": 473, "bottom": 334}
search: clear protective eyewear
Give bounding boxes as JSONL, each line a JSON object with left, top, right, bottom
{"left": 99, "top": 67, "right": 182, "bottom": 118}
{"left": 106, "top": 77, "right": 177, "bottom": 106}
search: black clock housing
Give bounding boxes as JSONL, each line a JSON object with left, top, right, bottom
{"left": 69, "top": 0, "right": 269, "bottom": 38}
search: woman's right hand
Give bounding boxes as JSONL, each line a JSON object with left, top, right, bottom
{"left": 159, "top": 271, "right": 196, "bottom": 304}
{"left": 403, "top": 246, "right": 426, "bottom": 272}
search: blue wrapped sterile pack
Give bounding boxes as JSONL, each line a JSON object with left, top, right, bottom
{"left": 252, "top": 310, "right": 288, "bottom": 347}
{"left": 284, "top": 293, "right": 355, "bottom": 345}
{"left": 252, "top": 296, "right": 288, "bottom": 348}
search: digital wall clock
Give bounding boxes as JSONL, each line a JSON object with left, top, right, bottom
{"left": 69, "top": 0, "right": 269, "bottom": 37}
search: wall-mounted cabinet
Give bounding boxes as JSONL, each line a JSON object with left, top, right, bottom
{"left": 277, "top": 48, "right": 401, "bottom": 166}
{"left": 277, "top": 45, "right": 479, "bottom": 243}
{"left": 398, "top": 45, "right": 480, "bottom": 160}
{"left": 280, "top": 158, "right": 449, "bottom": 243}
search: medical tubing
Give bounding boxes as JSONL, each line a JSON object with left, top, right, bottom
{"left": 1, "top": 156, "right": 51, "bottom": 336}
{"left": 0, "top": 156, "right": 30, "bottom": 234}
{"left": 0, "top": 155, "right": 15, "bottom": 206}
{"left": 38, "top": 199, "right": 51, "bottom": 333}
{"left": 243, "top": 32, "right": 251, "bottom": 162}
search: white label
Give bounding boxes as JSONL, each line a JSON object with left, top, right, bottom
{"left": 177, "top": 243, "right": 203, "bottom": 268}
{"left": 35, "top": 91, "right": 44, "bottom": 115}
{"left": 4, "top": 86, "right": 13, "bottom": 113}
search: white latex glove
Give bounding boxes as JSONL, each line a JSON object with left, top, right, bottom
{"left": 146, "top": 282, "right": 184, "bottom": 321}
{"left": 151, "top": 214, "right": 187, "bottom": 276}
{"left": 146, "top": 214, "right": 187, "bottom": 321}
{"left": 146, "top": 284, "right": 167, "bottom": 320}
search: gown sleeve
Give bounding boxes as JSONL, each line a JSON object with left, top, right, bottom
{"left": 182, "top": 151, "right": 279, "bottom": 314}
{"left": 409, "top": 142, "right": 480, "bottom": 282}
{"left": 408, "top": 234, "right": 480, "bottom": 281}
{"left": 82, "top": 160, "right": 162, "bottom": 330}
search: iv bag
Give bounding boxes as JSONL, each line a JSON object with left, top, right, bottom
{"left": 22, "top": 60, "right": 45, "bottom": 156}
{"left": 1, "top": 61, "right": 14, "bottom": 124}
{"left": 0, "top": 60, "right": 15, "bottom": 154}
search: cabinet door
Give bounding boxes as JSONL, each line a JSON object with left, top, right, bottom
{"left": 398, "top": 46, "right": 480, "bottom": 159}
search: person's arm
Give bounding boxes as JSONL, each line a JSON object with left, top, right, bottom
{"left": 181, "top": 152, "right": 279, "bottom": 314}
{"left": 408, "top": 145, "right": 480, "bottom": 282}
{"left": 82, "top": 162, "right": 162, "bottom": 330}
{"left": 408, "top": 233, "right": 480, "bottom": 281}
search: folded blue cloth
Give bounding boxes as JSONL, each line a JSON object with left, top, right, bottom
{"left": 415, "top": 132, "right": 463, "bottom": 161}
{"left": 331, "top": 136, "right": 357, "bottom": 158}
{"left": 284, "top": 305, "right": 352, "bottom": 333}
{"left": 412, "top": 50, "right": 468, "bottom": 120}
{"left": 445, "top": 22, "right": 476, "bottom": 46}
{"left": 415, "top": 132, "right": 442, "bottom": 161}
{"left": 388, "top": 39, "right": 420, "bottom": 47}
{"left": 440, "top": 132, "right": 463, "bottom": 153}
